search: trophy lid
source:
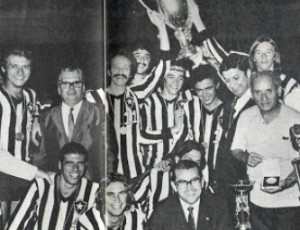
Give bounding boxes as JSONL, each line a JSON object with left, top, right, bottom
{"left": 230, "top": 180, "right": 254, "bottom": 192}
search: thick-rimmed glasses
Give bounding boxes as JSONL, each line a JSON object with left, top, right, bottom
{"left": 175, "top": 177, "right": 201, "bottom": 188}
{"left": 60, "top": 81, "right": 83, "bottom": 88}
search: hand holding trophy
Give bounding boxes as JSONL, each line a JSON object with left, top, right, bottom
{"left": 139, "top": 0, "right": 197, "bottom": 60}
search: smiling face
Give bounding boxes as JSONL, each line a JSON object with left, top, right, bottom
{"left": 106, "top": 181, "right": 128, "bottom": 217}
{"left": 252, "top": 75, "right": 279, "bottom": 112}
{"left": 3, "top": 54, "right": 31, "bottom": 88}
{"left": 163, "top": 66, "right": 185, "bottom": 97}
{"left": 110, "top": 55, "right": 131, "bottom": 87}
{"left": 58, "top": 70, "right": 85, "bottom": 107}
{"left": 222, "top": 68, "right": 249, "bottom": 98}
{"left": 133, "top": 48, "right": 151, "bottom": 75}
{"left": 173, "top": 167, "right": 202, "bottom": 205}
{"left": 194, "top": 78, "right": 217, "bottom": 107}
{"left": 59, "top": 153, "right": 87, "bottom": 186}
{"left": 253, "top": 42, "right": 276, "bottom": 71}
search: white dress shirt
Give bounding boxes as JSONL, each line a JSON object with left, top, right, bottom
{"left": 179, "top": 198, "right": 200, "bottom": 229}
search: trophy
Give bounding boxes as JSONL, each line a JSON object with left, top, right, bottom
{"left": 157, "top": 0, "right": 196, "bottom": 60}
{"left": 230, "top": 180, "right": 254, "bottom": 230}
{"left": 290, "top": 124, "right": 300, "bottom": 194}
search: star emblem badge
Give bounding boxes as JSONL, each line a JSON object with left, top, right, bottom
{"left": 74, "top": 200, "right": 87, "bottom": 215}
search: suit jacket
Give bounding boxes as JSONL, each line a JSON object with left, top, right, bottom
{"left": 37, "top": 100, "right": 117, "bottom": 182}
{"left": 147, "top": 192, "right": 232, "bottom": 230}
{"left": 219, "top": 97, "right": 256, "bottom": 183}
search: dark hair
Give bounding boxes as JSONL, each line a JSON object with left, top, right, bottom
{"left": 250, "top": 70, "right": 281, "bottom": 92}
{"left": 130, "top": 40, "right": 153, "bottom": 58}
{"left": 219, "top": 53, "right": 249, "bottom": 75}
{"left": 57, "top": 66, "right": 85, "bottom": 84}
{"left": 96, "top": 173, "right": 134, "bottom": 213}
{"left": 189, "top": 65, "right": 219, "bottom": 87}
{"left": 59, "top": 142, "right": 88, "bottom": 163}
{"left": 169, "top": 140, "right": 206, "bottom": 170}
{"left": 249, "top": 36, "right": 281, "bottom": 73}
{"left": 171, "top": 160, "right": 203, "bottom": 182}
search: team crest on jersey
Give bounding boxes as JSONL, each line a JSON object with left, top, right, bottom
{"left": 27, "top": 102, "right": 37, "bottom": 115}
{"left": 125, "top": 96, "right": 135, "bottom": 110}
{"left": 74, "top": 200, "right": 87, "bottom": 215}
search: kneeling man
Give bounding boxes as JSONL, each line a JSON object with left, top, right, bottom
{"left": 6, "top": 142, "right": 99, "bottom": 229}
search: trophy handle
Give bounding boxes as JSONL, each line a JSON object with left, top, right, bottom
{"left": 292, "top": 157, "right": 300, "bottom": 196}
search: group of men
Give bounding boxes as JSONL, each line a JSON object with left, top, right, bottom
{"left": 88, "top": 3, "right": 300, "bottom": 230}
{"left": 0, "top": 1, "right": 300, "bottom": 230}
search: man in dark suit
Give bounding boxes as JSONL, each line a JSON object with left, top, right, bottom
{"left": 36, "top": 67, "right": 117, "bottom": 182}
{"left": 147, "top": 160, "right": 232, "bottom": 230}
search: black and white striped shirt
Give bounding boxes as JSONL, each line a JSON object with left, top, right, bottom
{"left": 0, "top": 87, "right": 38, "bottom": 161}
{"left": 77, "top": 206, "right": 146, "bottom": 230}
{"left": 6, "top": 174, "right": 99, "bottom": 230}
{"left": 140, "top": 91, "right": 193, "bottom": 168}
{"left": 129, "top": 51, "right": 171, "bottom": 100}
{"left": 107, "top": 88, "right": 144, "bottom": 179}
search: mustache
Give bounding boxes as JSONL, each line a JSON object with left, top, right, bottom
{"left": 112, "top": 74, "right": 128, "bottom": 79}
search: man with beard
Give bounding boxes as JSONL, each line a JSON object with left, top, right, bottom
{"left": 77, "top": 173, "right": 146, "bottom": 230}
{"left": 6, "top": 142, "right": 99, "bottom": 229}
{"left": 37, "top": 67, "right": 115, "bottom": 182}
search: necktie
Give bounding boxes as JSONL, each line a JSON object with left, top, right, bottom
{"left": 228, "top": 97, "right": 237, "bottom": 130}
{"left": 188, "top": 207, "right": 195, "bottom": 230}
{"left": 68, "top": 108, "right": 74, "bottom": 141}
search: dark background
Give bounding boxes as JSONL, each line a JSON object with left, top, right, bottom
{"left": 107, "top": 0, "right": 300, "bottom": 80}
{"left": 0, "top": 0, "right": 104, "bottom": 104}
{"left": 1, "top": 0, "right": 299, "bottom": 103}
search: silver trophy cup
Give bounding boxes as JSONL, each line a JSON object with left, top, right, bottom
{"left": 230, "top": 180, "right": 254, "bottom": 230}
{"left": 156, "top": 0, "right": 196, "bottom": 60}
{"left": 290, "top": 124, "right": 300, "bottom": 196}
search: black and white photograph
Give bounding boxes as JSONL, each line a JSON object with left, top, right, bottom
{"left": 0, "top": 0, "right": 299, "bottom": 229}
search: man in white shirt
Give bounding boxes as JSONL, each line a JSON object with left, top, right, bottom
{"left": 38, "top": 67, "right": 115, "bottom": 182}
{"left": 231, "top": 71, "right": 300, "bottom": 230}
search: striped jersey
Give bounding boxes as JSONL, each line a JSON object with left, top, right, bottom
{"left": 6, "top": 174, "right": 99, "bottom": 230}
{"left": 107, "top": 88, "right": 144, "bottom": 179}
{"left": 196, "top": 30, "right": 299, "bottom": 99}
{"left": 184, "top": 97, "right": 224, "bottom": 183}
{"left": 133, "top": 168, "right": 171, "bottom": 219}
{"left": 0, "top": 87, "right": 38, "bottom": 161}
{"left": 77, "top": 206, "right": 146, "bottom": 230}
{"left": 140, "top": 90, "right": 193, "bottom": 168}
{"left": 129, "top": 51, "right": 171, "bottom": 100}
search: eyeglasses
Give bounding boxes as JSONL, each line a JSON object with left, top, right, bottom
{"left": 64, "top": 161, "right": 86, "bottom": 169}
{"left": 60, "top": 81, "right": 83, "bottom": 88}
{"left": 175, "top": 177, "right": 201, "bottom": 188}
